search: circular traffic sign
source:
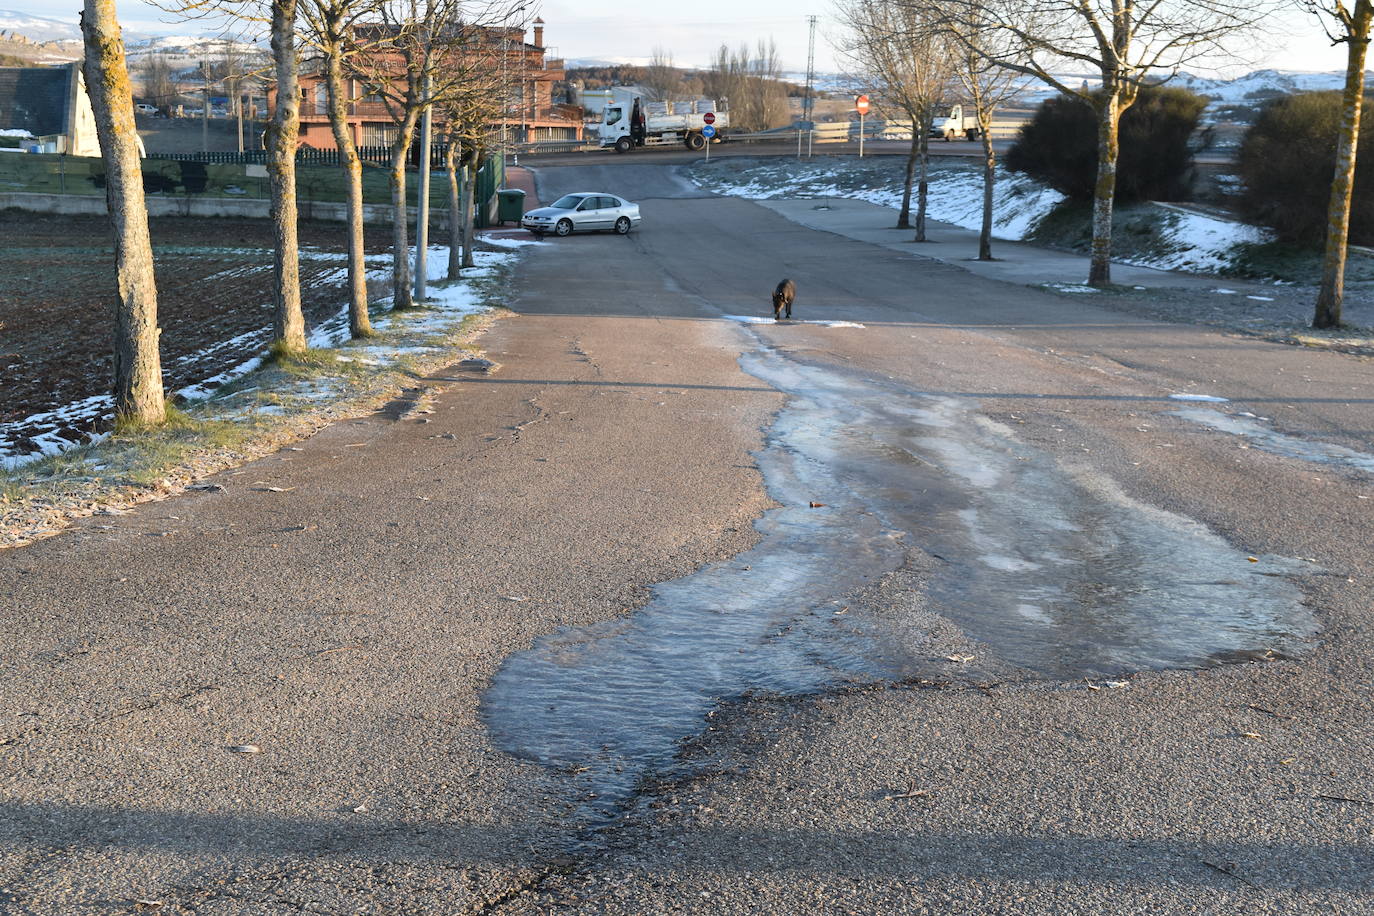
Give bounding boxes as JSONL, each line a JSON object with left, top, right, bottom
{"left": 703, "top": 111, "right": 716, "bottom": 125}
{"left": 702, "top": 124, "right": 716, "bottom": 138}
{"left": 856, "top": 94, "right": 870, "bottom": 114}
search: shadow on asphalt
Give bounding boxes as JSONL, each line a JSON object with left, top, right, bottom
{"left": 1, "top": 801, "right": 1369, "bottom": 892}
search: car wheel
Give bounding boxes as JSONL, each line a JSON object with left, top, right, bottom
{"left": 614, "top": 136, "right": 632, "bottom": 153}
{"left": 614, "top": 216, "right": 632, "bottom": 234}
{"left": 945, "top": 130, "right": 955, "bottom": 141}
{"left": 685, "top": 132, "right": 706, "bottom": 151}
{"left": 555, "top": 219, "right": 573, "bottom": 237}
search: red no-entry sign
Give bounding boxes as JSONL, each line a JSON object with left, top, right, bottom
{"left": 703, "top": 111, "right": 716, "bottom": 125}
{"left": 855, "top": 95, "right": 870, "bottom": 115}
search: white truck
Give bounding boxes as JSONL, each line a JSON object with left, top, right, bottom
{"left": 929, "top": 104, "right": 982, "bottom": 141}
{"left": 600, "top": 88, "right": 729, "bottom": 153}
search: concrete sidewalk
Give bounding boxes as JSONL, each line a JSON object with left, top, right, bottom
{"left": 756, "top": 196, "right": 1256, "bottom": 292}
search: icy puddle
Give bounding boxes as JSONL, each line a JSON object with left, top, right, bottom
{"left": 482, "top": 348, "right": 1316, "bottom": 820}
{"left": 1173, "top": 407, "right": 1374, "bottom": 474}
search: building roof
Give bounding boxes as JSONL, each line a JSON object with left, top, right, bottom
{"left": 0, "top": 64, "right": 70, "bottom": 136}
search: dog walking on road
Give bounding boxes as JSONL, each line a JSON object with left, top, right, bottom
{"left": 772, "top": 278, "right": 795, "bottom": 321}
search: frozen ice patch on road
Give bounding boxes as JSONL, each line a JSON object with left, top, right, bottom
{"left": 485, "top": 341, "right": 1315, "bottom": 832}
{"left": 1169, "top": 394, "right": 1229, "bottom": 403}
{"left": 722, "top": 314, "right": 865, "bottom": 328}
{"left": 1174, "top": 408, "right": 1374, "bottom": 474}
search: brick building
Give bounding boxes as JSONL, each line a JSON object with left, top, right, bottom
{"left": 291, "top": 17, "right": 581, "bottom": 151}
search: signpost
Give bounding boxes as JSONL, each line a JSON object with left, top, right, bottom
{"left": 856, "top": 94, "right": 870, "bottom": 158}
{"left": 703, "top": 115, "right": 715, "bottom": 160}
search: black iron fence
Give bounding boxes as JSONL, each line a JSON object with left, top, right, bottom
{"left": 150, "top": 144, "right": 457, "bottom": 169}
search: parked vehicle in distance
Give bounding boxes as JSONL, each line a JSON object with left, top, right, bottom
{"left": 599, "top": 87, "right": 728, "bottom": 153}
{"left": 134, "top": 103, "right": 158, "bottom": 116}
{"left": 521, "top": 193, "right": 642, "bottom": 237}
{"left": 929, "top": 104, "right": 981, "bottom": 141}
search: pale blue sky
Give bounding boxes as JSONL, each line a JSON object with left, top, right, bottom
{"left": 5, "top": 0, "right": 1356, "bottom": 76}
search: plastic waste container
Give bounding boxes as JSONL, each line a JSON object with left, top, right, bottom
{"left": 496, "top": 188, "right": 526, "bottom": 224}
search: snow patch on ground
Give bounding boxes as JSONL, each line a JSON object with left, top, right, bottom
{"left": 722, "top": 314, "right": 865, "bottom": 328}
{"left": 692, "top": 157, "right": 1271, "bottom": 276}
{"left": 1119, "top": 210, "right": 1269, "bottom": 274}
{"left": 694, "top": 158, "right": 1063, "bottom": 242}
{"left": 0, "top": 396, "right": 114, "bottom": 471}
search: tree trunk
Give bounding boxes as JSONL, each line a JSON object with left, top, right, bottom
{"left": 978, "top": 110, "right": 996, "bottom": 261}
{"left": 390, "top": 151, "right": 413, "bottom": 309}
{"left": 914, "top": 119, "right": 931, "bottom": 242}
{"left": 1313, "top": 0, "right": 1373, "bottom": 330}
{"left": 1089, "top": 93, "right": 1122, "bottom": 287}
{"left": 267, "top": 0, "right": 305, "bottom": 354}
{"left": 447, "top": 139, "right": 461, "bottom": 281}
{"left": 461, "top": 158, "right": 476, "bottom": 270}
{"left": 323, "top": 44, "right": 371, "bottom": 338}
{"left": 80, "top": 0, "right": 165, "bottom": 426}
{"left": 897, "top": 123, "right": 917, "bottom": 229}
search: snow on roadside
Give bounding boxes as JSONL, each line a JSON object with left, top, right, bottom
{"left": 1127, "top": 206, "right": 1270, "bottom": 274}
{"left": 693, "top": 158, "right": 1064, "bottom": 241}
{"left": 692, "top": 157, "right": 1269, "bottom": 276}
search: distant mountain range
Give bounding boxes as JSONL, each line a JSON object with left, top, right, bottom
{"left": 0, "top": 9, "right": 81, "bottom": 43}
{"left": 1172, "top": 68, "right": 1348, "bottom": 102}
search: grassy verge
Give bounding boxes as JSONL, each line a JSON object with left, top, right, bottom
{"left": 0, "top": 248, "right": 519, "bottom": 551}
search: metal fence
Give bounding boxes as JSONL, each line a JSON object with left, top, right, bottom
{"left": 150, "top": 143, "right": 465, "bottom": 170}
{"left": 0, "top": 150, "right": 506, "bottom": 219}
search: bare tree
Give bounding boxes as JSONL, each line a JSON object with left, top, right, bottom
{"left": 1305, "top": 0, "right": 1373, "bottom": 328}
{"left": 138, "top": 51, "right": 179, "bottom": 112}
{"left": 943, "top": 7, "right": 1024, "bottom": 259}
{"left": 81, "top": 0, "right": 166, "bottom": 426}
{"left": 835, "top": 0, "right": 957, "bottom": 238}
{"left": 641, "top": 46, "right": 679, "bottom": 99}
{"left": 358, "top": 0, "right": 524, "bottom": 309}
{"left": 703, "top": 40, "right": 791, "bottom": 130}
{"left": 266, "top": 0, "right": 307, "bottom": 353}
{"left": 439, "top": 69, "right": 501, "bottom": 277}
{"left": 361, "top": 0, "right": 457, "bottom": 310}
{"left": 928, "top": 0, "right": 1278, "bottom": 286}
{"left": 299, "top": 0, "right": 382, "bottom": 337}
{"left": 157, "top": 0, "right": 308, "bottom": 354}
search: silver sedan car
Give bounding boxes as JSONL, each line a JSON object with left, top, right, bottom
{"left": 521, "top": 192, "right": 642, "bottom": 237}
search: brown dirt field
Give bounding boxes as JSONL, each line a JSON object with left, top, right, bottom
{"left": 0, "top": 211, "right": 392, "bottom": 458}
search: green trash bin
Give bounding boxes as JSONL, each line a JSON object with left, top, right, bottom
{"left": 496, "top": 188, "right": 526, "bottom": 225}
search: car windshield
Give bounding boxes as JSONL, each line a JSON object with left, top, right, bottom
{"left": 551, "top": 195, "right": 586, "bottom": 210}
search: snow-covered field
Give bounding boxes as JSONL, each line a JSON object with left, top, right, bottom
{"left": 690, "top": 156, "right": 1268, "bottom": 276}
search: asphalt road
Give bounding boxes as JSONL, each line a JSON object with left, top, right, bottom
{"left": 2, "top": 161, "right": 1371, "bottom": 913}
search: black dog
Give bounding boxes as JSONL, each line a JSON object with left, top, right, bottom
{"left": 772, "top": 278, "right": 795, "bottom": 321}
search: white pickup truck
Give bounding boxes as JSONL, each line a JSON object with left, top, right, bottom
{"left": 600, "top": 88, "right": 729, "bottom": 153}
{"left": 929, "top": 104, "right": 982, "bottom": 141}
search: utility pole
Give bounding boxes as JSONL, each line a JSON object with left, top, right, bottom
{"left": 803, "top": 14, "right": 817, "bottom": 128}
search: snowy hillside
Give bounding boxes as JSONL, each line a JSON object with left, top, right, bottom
{"left": 1172, "top": 68, "right": 1348, "bottom": 102}
{"left": 0, "top": 9, "right": 80, "bottom": 42}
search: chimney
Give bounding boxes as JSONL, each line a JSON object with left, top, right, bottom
{"left": 533, "top": 17, "right": 545, "bottom": 48}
